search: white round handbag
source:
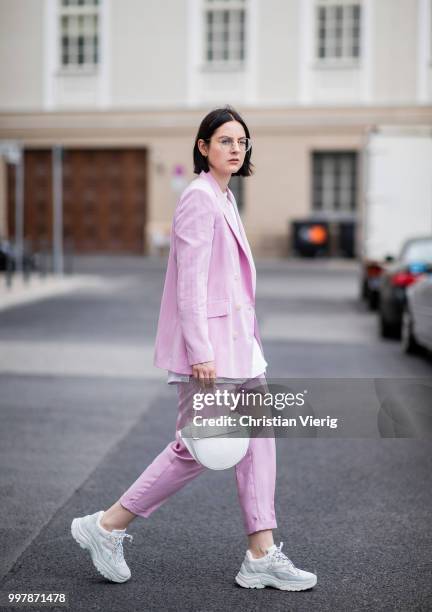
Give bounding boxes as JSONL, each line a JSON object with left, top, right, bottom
{"left": 178, "top": 423, "right": 250, "bottom": 470}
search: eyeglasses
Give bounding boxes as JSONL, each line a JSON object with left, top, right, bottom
{"left": 207, "top": 137, "right": 252, "bottom": 153}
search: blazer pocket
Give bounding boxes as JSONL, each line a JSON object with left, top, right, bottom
{"left": 207, "top": 299, "right": 230, "bottom": 318}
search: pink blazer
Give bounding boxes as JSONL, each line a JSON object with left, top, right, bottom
{"left": 153, "top": 169, "right": 264, "bottom": 378}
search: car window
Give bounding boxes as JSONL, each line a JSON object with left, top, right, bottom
{"left": 401, "top": 240, "right": 432, "bottom": 263}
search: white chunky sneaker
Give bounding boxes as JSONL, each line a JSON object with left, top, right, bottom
{"left": 71, "top": 510, "right": 133, "bottom": 583}
{"left": 235, "top": 542, "right": 317, "bottom": 591}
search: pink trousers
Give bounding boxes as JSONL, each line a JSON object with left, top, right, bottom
{"left": 119, "top": 376, "right": 277, "bottom": 535}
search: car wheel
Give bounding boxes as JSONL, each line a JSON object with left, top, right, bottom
{"left": 401, "top": 308, "right": 422, "bottom": 355}
{"left": 368, "top": 291, "right": 379, "bottom": 311}
{"left": 379, "top": 310, "right": 399, "bottom": 339}
{"left": 360, "top": 278, "right": 368, "bottom": 300}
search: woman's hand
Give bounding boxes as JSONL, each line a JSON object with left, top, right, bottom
{"left": 192, "top": 361, "right": 216, "bottom": 389}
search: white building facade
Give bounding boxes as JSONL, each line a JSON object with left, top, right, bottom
{"left": 0, "top": 0, "right": 431, "bottom": 256}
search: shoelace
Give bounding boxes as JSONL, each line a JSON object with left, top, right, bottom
{"left": 267, "top": 542, "right": 298, "bottom": 573}
{"left": 109, "top": 532, "right": 133, "bottom": 564}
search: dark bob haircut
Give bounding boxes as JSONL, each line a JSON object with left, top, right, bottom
{"left": 193, "top": 105, "right": 254, "bottom": 177}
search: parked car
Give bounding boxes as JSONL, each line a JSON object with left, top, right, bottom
{"left": 360, "top": 257, "right": 393, "bottom": 310}
{"left": 401, "top": 274, "right": 432, "bottom": 354}
{"left": 378, "top": 236, "right": 432, "bottom": 338}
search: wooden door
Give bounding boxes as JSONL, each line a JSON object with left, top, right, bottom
{"left": 7, "top": 148, "right": 148, "bottom": 254}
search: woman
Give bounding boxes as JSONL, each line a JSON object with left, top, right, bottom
{"left": 71, "top": 106, "right": 317, "bottom": 592}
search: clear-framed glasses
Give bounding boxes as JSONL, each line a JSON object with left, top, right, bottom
{"left": 213, "top": 137, "right": 252, "bottom": 153}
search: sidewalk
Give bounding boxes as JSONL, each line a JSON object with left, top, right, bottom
{"left": 0, "top": 272, "right": 113, "bottom": 312}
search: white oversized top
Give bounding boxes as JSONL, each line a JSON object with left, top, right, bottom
{"left": 167, "top": 190, "right": 267, "bottom": 384}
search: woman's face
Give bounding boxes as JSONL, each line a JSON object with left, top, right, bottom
{"left": 198, "top": 120, "right": 247, "bottom": 177}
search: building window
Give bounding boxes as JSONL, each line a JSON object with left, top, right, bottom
{"left": 312, "top": 152, "right": 357, "bottom": 217}
{"left": 59, "top": 0, "right": 100, "bottom": 70}
{"left": 204, "top": 0, "right": 246, "bottom": 66}
{"left": 315, "top": 0, "right": 361, "bottom": 62}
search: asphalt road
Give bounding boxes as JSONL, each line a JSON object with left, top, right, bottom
{"left": 0, "top": 257, "right": 431, "bottom": 612}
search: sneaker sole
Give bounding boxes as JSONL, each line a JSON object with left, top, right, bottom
{"left": 235, "top": 571, "right": 317, "bottom": 591}
{"left": 71, "top": 518, "right": 130, "bottom": 583}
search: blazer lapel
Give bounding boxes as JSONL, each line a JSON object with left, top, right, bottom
{"left": 227, "top": 188, "right": 255, "bottom": 272}
{"left": 200, "top": 171, "right": 255, "bottom": 273}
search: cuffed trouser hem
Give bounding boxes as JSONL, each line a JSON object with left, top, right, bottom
{"left": 244, "top": 519, "right": 278, "bottom": 536}
{"left": 118, "top": 498, "right": 152, "bottom": 519}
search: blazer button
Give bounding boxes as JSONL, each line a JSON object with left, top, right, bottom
{"left": 234, "top": 273, "right": 239, "bottom": 280}
{"left": 233, "top": 331, "right": 238, "bottom": 340}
